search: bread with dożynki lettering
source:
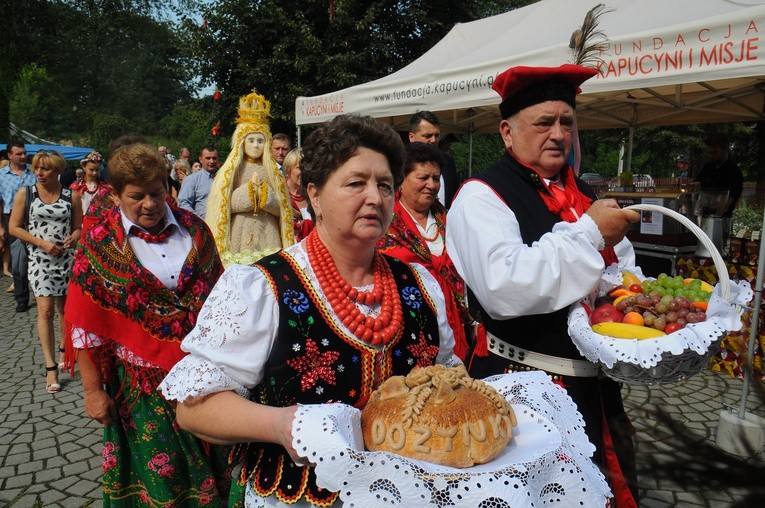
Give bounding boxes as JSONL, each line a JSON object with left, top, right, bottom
{"left": 361, "top": 364, "right": 517, "bottom": 468}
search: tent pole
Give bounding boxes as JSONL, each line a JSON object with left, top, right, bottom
{"left": 738, "top": 205, "right": 765, "bottom": 419}
{"left": 625, "top": 125, "right": 635, "bottom": 173}
{"left": 617, "top": 142, "right": 625, "bottom": 178}
{"left": 468, "top": 127, "right": 474, "bottom": 177}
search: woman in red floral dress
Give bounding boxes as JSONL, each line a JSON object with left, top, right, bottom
{"left": 65, "top": 143, "right": 232, "bottom": 507}
{"left": 69, "top": 151, "right": 112, "bottom": 217}
{"left": 70, "top": 151, "right": 116, "bottom": 237}
{"left": 160, "top": 115, "right": 461, "bottom": 507}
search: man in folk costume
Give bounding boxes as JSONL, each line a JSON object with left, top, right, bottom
{"left": 446, "top": 63, "right": 641, "bottom": 507}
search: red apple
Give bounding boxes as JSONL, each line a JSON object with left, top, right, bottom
{"left": 589, "top": 303, "right": 625, "bottom": 326}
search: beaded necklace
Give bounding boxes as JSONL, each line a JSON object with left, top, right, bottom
{"left": 306, "top": 230, "right": 402, "bottom": 346}
{"left": 400, "top": 200, "right": 443, "bottom": 243}
{"left": 130, "top": 225, "right": 172, "bottom": 244}
{"left": 419, "top": 223, "right": 442, "bottom": 242}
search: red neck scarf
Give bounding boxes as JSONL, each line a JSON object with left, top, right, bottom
{"left": 65, "top": 205, "right": 223, "bottom": 373}
{"left": 376, "top": 200, "right": 469, "bottom": 361}
{"left": 518, "top": 156, "right": 618, "bottom": 267}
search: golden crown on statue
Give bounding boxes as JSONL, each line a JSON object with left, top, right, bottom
{"left": 236, "top": 89, "right": 272, "bottom": 125}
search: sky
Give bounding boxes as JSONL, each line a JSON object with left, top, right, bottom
{"left": 160, "top": 2, "right": 215, "bottom": 97}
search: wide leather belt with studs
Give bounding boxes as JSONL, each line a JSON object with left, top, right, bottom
{"left": 486, "top": 331, "right": 600, "bottom": 378}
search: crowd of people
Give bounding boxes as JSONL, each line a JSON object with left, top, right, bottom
{"left": 0, "top": 63, "right": 667, "bottom": 507}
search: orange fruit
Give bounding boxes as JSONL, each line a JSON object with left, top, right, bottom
{"left": 609, "top": 288, "right": 636, "bottom": 298}
{"left": 692, "top": 301, "right": 708, "bottom": 311}
{"left": 622, "top": 312, "right": 644, "bottom": 326}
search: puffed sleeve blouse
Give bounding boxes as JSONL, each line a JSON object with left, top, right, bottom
{"left": 159, "top": 241, "right": 461, "bottom": 403}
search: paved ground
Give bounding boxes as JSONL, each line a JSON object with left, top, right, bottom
{"left": 1, "top": 274, "right": 764, "bottom": 507}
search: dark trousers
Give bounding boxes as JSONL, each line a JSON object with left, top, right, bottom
{"left": 469, "top": 351, "right": 639, "bottom": 503}
{"left": 3, "top": 213, "right": 29, "bottom": 306}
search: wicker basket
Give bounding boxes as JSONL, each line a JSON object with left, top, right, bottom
{"left": 574, "top": 204, "right": 734, "bottom": 385}
{"left": 601, "top": 345, "right": 722, "bottom": 385}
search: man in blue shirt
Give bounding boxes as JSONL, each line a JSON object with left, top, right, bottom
{"left": 0, "top": 140, "right": 37, "bottom": 312}
{"left": 178, "top": 146, "right": 218, "bottom": 218}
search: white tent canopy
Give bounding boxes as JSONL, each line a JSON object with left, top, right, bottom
{"left": 295, "top": 0, "right": 765, "bottom": 134}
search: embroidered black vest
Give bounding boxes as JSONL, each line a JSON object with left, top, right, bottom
{"left": 470, "top": 153, "right": 596, "bottom": 360}
{"left": 241, "top": 250, "right": 442, "bottom": 506}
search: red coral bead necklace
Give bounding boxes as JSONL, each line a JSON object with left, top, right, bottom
{"left": 130, "top": 226, "right": 172, "bottom": 244}
{"left": 306, "top": 230, "right": 402, "bottom": 346}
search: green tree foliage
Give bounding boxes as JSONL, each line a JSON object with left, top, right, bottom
{"left": 579, "top": 123, "right": 759, "bottom": 181}
{"left": 9, "top": 66, "right": 66, "bottom": 140}
{"left": 57, "top": 1, "right": 193, "bottom": 139}
{"left": 182, "top": 0, "right": 518, "bottom": 136}
{"left": 1, "top": 0, "right": 48, "bottom": 140}
{"left": 4, "top": 0, "right": 537, "bottom": 155}
{"left": 158, "top": 101, "right": 223, "bottom": 156}
{"left": 451, "top": 133, "right": 504, "bottom": 179}
{"left": 7, "top": 0, "right": 197, "bottom": 152}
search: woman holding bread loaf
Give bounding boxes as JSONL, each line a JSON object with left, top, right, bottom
{"left": 160, "top": 114, "right": 461, "bottom": 507}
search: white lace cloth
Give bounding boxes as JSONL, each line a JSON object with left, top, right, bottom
{"left": 568, "top": 270, "right": 752, "bottom": 370}
{"left": 291, "top": 371, "right": 610, "bottom": 507}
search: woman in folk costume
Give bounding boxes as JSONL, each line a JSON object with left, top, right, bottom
{"left": 159, "top": 114, "right": 460, "bottom": 507}
{"left": 70, "top": 151, "right": 112, "bottom": 217}
{"left": 283, "top": 147, "right": 315, "bottom": 242}
{"left": 377, "top": 142, "right": 471, "bottom": 361}
{"left": 205, "top": 90, "right": 294, "bottom": 259}
{"left": 71, "top": 150, "right": 115, "bottom": 239}
{"left": 64, "top": 143, "right": 233, "bottom": 506}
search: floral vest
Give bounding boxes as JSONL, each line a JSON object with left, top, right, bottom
{"left": 240, "top": 250, "right": 441, "bottom": 506}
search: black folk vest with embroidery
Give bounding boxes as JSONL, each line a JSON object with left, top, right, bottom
{"left": 470, "top": 153, "right": 597, "bottom": 359}
{"left": 242, "top": 250, "right": 442, "bottom": 506}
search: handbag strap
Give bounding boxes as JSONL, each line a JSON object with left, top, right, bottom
{"left": 23, "top": 185, "right": 34, "bottom": 230}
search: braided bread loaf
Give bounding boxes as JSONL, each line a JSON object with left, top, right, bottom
{"left": 361, "top": 364, "right": 517, "bottom": 468}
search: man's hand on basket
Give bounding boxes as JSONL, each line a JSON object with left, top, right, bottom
{"left": 586, "top": 199, "right": 640, "bottom": 248}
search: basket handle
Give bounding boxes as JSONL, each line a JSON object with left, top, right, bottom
{"left": 623, "top": 203, "right": 730, "bottom": 301}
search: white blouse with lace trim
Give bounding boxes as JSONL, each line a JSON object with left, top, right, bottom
{"left": 159, "top": 242, "right": 460, "bottom": 404}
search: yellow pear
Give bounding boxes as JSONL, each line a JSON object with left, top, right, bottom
{"left": 622, "top": 271, "right": 642, "bottom": 288}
